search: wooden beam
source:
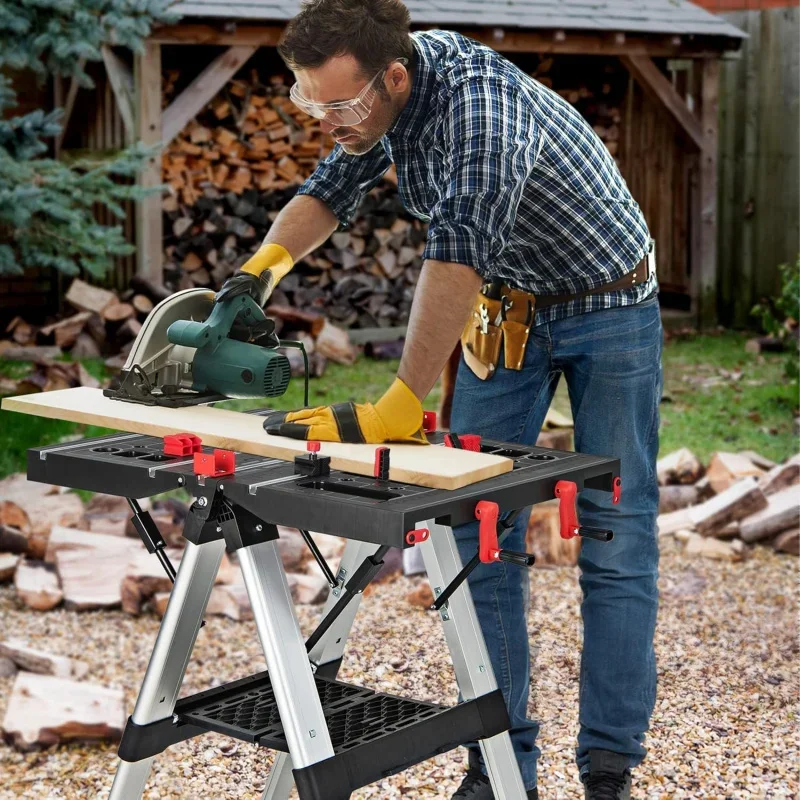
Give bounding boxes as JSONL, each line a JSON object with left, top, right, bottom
{"left": 151, "top": 23, "right": 283, "bottom": 46}
{"left": 55, "top": 58, "right": 86, "bottom": 155}
{"left": 620, "top": 55, "right": 707, "bottom": 151}
{"left": 150, "top": 22, "right": 740, "bottom": 58}
{"left": 101, "top": 46, "right": 135, "bottom": 143}
{"left": 134, "top": 41, "right": 163, "bottom": 284}
{"left": 695, "top": 59, "right": 721, "bottom": 328}
{"left": 162, "top": 45, "right": 258, "bottom": 144}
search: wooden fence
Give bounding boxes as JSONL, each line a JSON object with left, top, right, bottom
{"left": 718, "top": 6, "right": 800, "bottom": 327}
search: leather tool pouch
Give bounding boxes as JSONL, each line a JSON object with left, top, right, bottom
{"left": 461, "top": 289, "right": 536, "bottom": 379}
{"left": 461, "top": 295, "right": 503, "bottom": 380}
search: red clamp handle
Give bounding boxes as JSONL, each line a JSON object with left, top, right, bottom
{"left": 554, "top": 480, "right": 580, "bottom": 540}
{"left": 406, "top": 528, "right": 430, "bottom": 545}
{"left": 307, "top": 441, "right": 321, "bottom": 453}
{"left": 422, "top": 411, "right": 437, "bottom": 434}
{"left": 612, "top": 477, "right": 622, "bottom": 504}
{"left": 445, "top": 433, "right": 481, "bottom": 452}
{"left": 164, "top": 433, "right": 202, "bottom": 457}
{"left": 476, "top": 500, "right": 501, "bottom": 562}
{"left": 194, "top": 449, "right": 235, "bottom": 477}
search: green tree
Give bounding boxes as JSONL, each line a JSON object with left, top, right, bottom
{"left": 0, "top": 0, "right": 178, "bottom": 276}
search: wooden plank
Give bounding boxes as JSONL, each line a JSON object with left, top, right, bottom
{"left": 0, "top": 388, "right": 512, "bottom": 490}
{"left": 150, "top": 23, "right": 738, "bottom": 58}
{"left": 101, "top": 46, "right": 135, "bottom": 143}
{"left": 620, "top": 56, "right": 706, "bottom": 151}
{"left": 134, "top": 41, "right": 163, "bottom": 284}
{"left": 162, "top": 46, "right": 258, "bottom": 144}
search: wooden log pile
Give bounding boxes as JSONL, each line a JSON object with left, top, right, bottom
{"left": 656, "top": 450, "right": 800, "bottom": 560}
{"left": 0, "top": 473, "right": 347, "bottom": 629}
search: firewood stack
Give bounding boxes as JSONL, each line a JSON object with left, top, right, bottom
{"left": 160, "top": 60, "right": 624, "bottom": 329}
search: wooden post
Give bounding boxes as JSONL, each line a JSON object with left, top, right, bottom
{"left": 692, "top": 59, "right": 721, "bottom": 328}
{"left": 134, "top": 40, "right": 163, "bottom": 284}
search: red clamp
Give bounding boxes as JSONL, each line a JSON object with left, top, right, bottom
{"left": 612, "top": 477, "right": 622, "bottom": 505}
{"left": 406, "top": 528, "right": 430, "bottom": 545}
{"left": 476, "top": 500, "right": 502, "bottom": 563}
{"left": 445, "top": 433, "right": 481, "bottom": 452}
{"left": 374, "top": 446, "right": 390, "bottom": 480}
{"left": 164, "top": 433, "right": 202, "bottom": 457}
{"left": 554, "top": 480, "right": 580, "bottom": 540}
{"left": 194, "top": 449, "right": 235, "bottom": 477}
{"left": 422, "top": 411, "right": 437, "bottom": 434}
{"left": 307, "top": 441, "right": 321, "bottom": 453}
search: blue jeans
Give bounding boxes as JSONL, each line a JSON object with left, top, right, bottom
{"left": 450, "top": 294, "right": 662, "bottom": 790}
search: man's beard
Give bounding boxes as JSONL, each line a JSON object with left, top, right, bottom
{"left": 335, "top": 95, "right": 397, "bottom": 155}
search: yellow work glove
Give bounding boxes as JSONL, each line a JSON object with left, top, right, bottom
{"left": 263, "top": 378, "right": 428, "bottom": 444}
{"left": 214, "top": 243, "right": 294, "bottom": 307}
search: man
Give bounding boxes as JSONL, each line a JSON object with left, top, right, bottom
{"left": 215, "top": 1, "right": 662, "bottom": 797}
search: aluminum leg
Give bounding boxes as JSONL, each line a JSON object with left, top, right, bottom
{"left": 108, "top": 539, "right": 226, "bottom": 800}
{"left": 418, "top": 520, "right": 528, "bottom": 800}
{"left": 260, "top": 540, "right": 379, "bottom": 800}
{"left": 238, "top": 540, "right": 335, "bottom": 770}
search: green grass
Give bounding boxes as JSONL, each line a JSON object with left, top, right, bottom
{"left": 0, "top": 331, "right": 795, "bottom": 479}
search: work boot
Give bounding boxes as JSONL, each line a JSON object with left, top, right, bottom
{"left": 453, "top": 751, "right": 538, "bottom": 799}
{"left": 581, "top": 750, "right": 632, "bottom": 800}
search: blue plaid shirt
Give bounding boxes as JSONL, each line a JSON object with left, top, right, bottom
{"left": 297, "top": 30, "right": 656, "bottom": 324}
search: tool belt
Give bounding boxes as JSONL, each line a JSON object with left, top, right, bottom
{"left": 461, "top": 248, "right": 655, "bottom": 380}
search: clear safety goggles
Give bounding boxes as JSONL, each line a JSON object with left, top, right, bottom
{"left": 290, "top": 58, "right": 408, "bottom": 127}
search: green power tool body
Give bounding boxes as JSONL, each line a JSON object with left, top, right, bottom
{"left": 104, "top": 288, "right": 308, "bottom": 407}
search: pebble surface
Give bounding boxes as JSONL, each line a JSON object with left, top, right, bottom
{"left": 0, "top": 538, "right": 795, "bottom": 799}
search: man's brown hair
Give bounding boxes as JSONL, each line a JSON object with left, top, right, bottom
{"left": 278, "top": 0, "right": 414, "bottom": 79}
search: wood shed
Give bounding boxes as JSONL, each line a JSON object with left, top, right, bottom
{"left": 6, "top": 1, "right": 745, "bottom": 327}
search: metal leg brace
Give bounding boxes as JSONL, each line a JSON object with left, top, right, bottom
{"left": 261, "top": 540, "right": 380, "bottom": 800}
{"left": 418, "top": 519, "right": 528, "bottom": 800}
{"left": 109, "top": 539, "right": 226, "bottom": 800}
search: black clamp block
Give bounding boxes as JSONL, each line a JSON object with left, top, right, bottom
{"left": 295, "top": 441, "right": 331, "bottom": 477}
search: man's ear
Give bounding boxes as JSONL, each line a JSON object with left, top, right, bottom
{"left": 388, "top": 62, "right": 409, "bottom": 93}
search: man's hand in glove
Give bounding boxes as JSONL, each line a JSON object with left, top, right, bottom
{"left": 263, "top": 378, "right": 428, "bottom": 444}
{"left": 215, "top": 243, "right": 294, "bottom": 307}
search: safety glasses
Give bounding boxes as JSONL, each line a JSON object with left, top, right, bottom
{"left": 290, "top": 58, "right": 408, "bottom": 127}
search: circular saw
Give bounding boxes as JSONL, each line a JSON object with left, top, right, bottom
{"left": 104, "top": 288, "right": 308, "bottom": 408}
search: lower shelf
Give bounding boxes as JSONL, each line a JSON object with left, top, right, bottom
{"left": 118, "top": 669, "right": 510, "bottom": 799}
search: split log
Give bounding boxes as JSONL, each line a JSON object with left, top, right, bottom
{"left": 40, "top": 312, "right": 92, "bottom": 349}
{"left": 0, "top": 553, "right": 20, "bottom": 582}
{"left": 265, "top": 305, "right": 325, "bottom": 336}
{"left": 45, "top": 526, "right": 139, "bottom": 564}
{"left": 102, "top": 302, "right": 135, "bottom": 323}
{"left": 659, "top": 485, "right": 699, "bottom": 514}
{"left": 739, "top": 486, "right": 800, "bottom": 544}
{"left": 14, "top": 560, "right": 63, "bottom": 610}
{"left": 286, "top": 573, "right": 328, "bottom": 605}
{"left": 71, "top": 333, "right": 102, "bottom": 359}
{"left": 773, "top": 528, "right": 799, "bottom": 556}
{"left": 759, "top": 457, "right": 800, "bottom": 497}
{"left": 1, "top": 345, "right": 62, "bottom": 361}
{"left": 656, "top": 448, "right": 703, "bottom": 486}
{"left": 706, "top": 452, "right": 764, "bottom": 494}
{"left": 682, "top": 532, "right": 747, "bottom": 562}
{"left": 688, "top": 477, "right": 768, "bottom": 536}
{"left": 0, "top": 639, "right": 88, "bottom": 679}
{"left": 276, "top": 527, "right": 306, "bottom": 571}
{"left": 206, "top": 584, "right": 252, "bottom": 620}
{"left": 526, "top": 500, "right": 579, "bottom": 566}
{"left": 65, "top": 278, "right": 117, "bottom": 316}
{"left": 739, "top": 450, "right": 777, "bottom": 471}
{"left": 658, "top": 508, "right": 695, "bottom": 537}
{"left": 314, "top": 320, "right": 357, "bottom": 365}
{"left": 1, "top": 672, "right": 125, "bottom": 750}
{"left": 55, "top": 548, "right": 132, "bottom": 610}
{"left": 120, "top": 548, "right": 184, "bottom": 615}
{"left": 132, "top": 294, "right": 154, "bottom": 316}
{"left": 0, "top": 525, "right": 29, "bottom": 555}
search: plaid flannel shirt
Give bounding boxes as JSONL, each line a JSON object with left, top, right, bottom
{"left": 297, "top": 30, "right": 656, "bottom": 325}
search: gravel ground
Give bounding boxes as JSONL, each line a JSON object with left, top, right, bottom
{"left": 0, "top": 537, "right": 796, "bottom": 800}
